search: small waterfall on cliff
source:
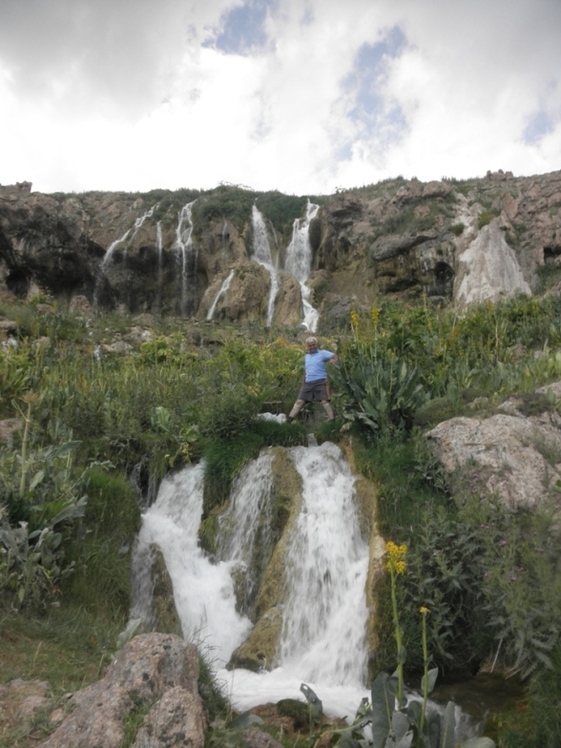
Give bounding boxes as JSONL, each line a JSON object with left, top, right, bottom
{"left": 174, "top": 201, "right": 197, "bottom": 317}
{"left": 221, "top": 219, "right": 229, "bottom": 259}
{"left": 155, "top": 221, "right": 163, "bottom": 314}
{"left": 94, "top": 204, "right": 157, "bottom": 309}
{"left": 206, "top": 269, "right": 235, "bottom": 321}
{"left": 284, "top": 200, "right": 320, "bottom": 332}
{"left": 251, "top": 205, "right": 279, "bottom": 328}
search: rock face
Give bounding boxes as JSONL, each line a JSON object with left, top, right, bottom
{"left": 426, "top": 383, "right": 561, "bottom": 511}
{"left": 37, "top": 633, "right": 205, "bottom": 748}
{"left": 1, "top": 171, "right": 560, "bottom": 327}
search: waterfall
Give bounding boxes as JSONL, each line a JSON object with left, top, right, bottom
{"left": 94, "top": 204, "right": 157, "bottom": 309}
{"left": 278, "top": 443, "right": 369, "bottom": 685}
{"left": 216, "top": 452, "right": 276, "bottom": 614}
{"left": 251, "top": 205, "right": 279, "bottom": 327}
{"left": 284, "top": 200, "right": 320, "bottom": 332}
{"left": 129, "top": 441, "right": 482, "bottom": 739}
{"left": 155, "top": 221, "right": 163, "bottom": 314}
{"left": 131, "top": 462, "right": 252, "bottom": 659}
{"left": 174, "top": 201, "right": 197, "bottom": 317}
{"left": 206, "top": 269, "right": 235, "bottom": 321}
{"left": 130, "top": 441, "right": 371, "bottom": 717}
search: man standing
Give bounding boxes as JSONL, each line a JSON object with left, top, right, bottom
{"left": 288, "top": 336, "right": 338, "bottom": 422}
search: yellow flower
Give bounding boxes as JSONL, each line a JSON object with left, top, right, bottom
{"left": 385, "top": 541, "right": 407, "bottom": 574}
{"left": 419, "top": 606, "right": 430, "bottom": 615}
{"left": 370, "top": 305, "right": 379, "bottom": 327}
{"left": 350, "top": 310, "right": 359, "bottom": 331}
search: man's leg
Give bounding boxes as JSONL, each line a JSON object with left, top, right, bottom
{"left": 288, "top": 399, "right": 305, "bottom": 421}
{"left": 322, "top": 401, "right": 334, "bottom": 421}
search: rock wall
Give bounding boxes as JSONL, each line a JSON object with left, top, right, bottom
{"left": 1, "top": 170, "right": 560, "bottom": 327}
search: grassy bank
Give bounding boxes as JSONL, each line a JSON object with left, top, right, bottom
{"left": 1, "top": 295, "right": 561, "bottom": 746}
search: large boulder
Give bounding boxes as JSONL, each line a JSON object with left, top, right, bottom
{"left": 426, "top": 384, "right": 561, "bottom": 511}
{"left": 38, "top": 633, "right": 205, "bottom": 748}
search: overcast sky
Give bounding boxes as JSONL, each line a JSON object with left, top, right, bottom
{"left": 1, "top": 0, "right": 560, "bottom": 195}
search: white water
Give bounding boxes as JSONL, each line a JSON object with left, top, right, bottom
{"left": 94, "top": 204, "right": 157, "bottom": 308}
{"left": 279, "top": 443, "right": 369, "bottom": 683}
{"left": 133, "top": 462, "right": 252, "bottom": 659}
{"left": 156, "top": 221, "right": 163, "bottom": 313}
{"left": 174, "top": 201, "right": 197, "bottom": 317}
{"left": 131, "top": 441, "right": 371, "bottom": 717}
{"left": 130, "top": 441, "right": 482, "bottom": 738}
{"left": 284, "top": 200, "right": 320, "bottom": 331}
{"left": 206, "top": 269, "right": 235, "bottom": 321}
{"left": 251, "top": 205, "right": 279, "bottom": 327}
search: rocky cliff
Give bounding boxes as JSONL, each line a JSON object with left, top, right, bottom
{"left": 1, "top": 169, "right": 560, "bottom": 327}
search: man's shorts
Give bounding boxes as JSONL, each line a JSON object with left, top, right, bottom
{"left": 297, "top": 379, "right": 330, "bottom": 402}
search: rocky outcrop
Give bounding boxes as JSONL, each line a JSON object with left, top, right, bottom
{"left": 426, "top": 382, "right": 561, "bottom": 512}
{"left": 1, "top": 171, "right": 560, "bottom": 327}
{"left": 227, "top": 448, "right": 303, "bottom": 671}
{"left": 37, "top": 633, "right": 205, "bottom": 748}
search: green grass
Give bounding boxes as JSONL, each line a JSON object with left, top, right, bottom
{"left": 0, "top": 604, "right": 124, "bottom": 691}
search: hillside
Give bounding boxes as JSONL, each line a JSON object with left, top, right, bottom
{"left": 1, "top": 172, "right": 561, "bottom": 747}
{"left": 1, "top": 170, "right": 560, "bottom": 330}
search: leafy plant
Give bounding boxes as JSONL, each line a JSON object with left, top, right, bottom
{"left": 332, "top": 348, "right": 427, "bottom": 434}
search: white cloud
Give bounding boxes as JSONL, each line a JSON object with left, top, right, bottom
{"left": 0, "top": 0, "right": 560, "bottom": 194}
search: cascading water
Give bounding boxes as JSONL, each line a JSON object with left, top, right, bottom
{"left": 129, "top": 441, "right": 481, "bottom": 740}
{"left": 284, "top": 200, "right": 320, "bottom": 332}
{"left": 130, "top": 441, "right": 372, "bottom": 718}
{"left": 131, "top": 462, "right": 252, "bottom": 659}
{"left": 174, "top": 201, "right": 197, "bottom": 317}
{"left": 94, "top": 204, "right": 157, "bottom": 308}
{"left": 206, "top": 269, "right": 235, "bottom": 321}
{"left": 251, "top": 205, "right": 279, "bottom": 328}
{"left": 155, "top": 221, "right": 163, "bottom": 314}
{"left": 277, "top": 443, "right": 369, "bottom": 685}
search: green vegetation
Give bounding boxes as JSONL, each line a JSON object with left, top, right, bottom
{"left": 1, "top": 293, "right": 561, "bottom": 747}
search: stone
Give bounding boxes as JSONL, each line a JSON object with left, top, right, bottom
{"left": 0, "top": 417, "right": 21, "bottom": 445}
{"left": 455, "top": 218, "right": 531, "bottom": 307}
{"left": 239, "top": 727, "right": 285, "bottom": 748}
{"left": 37, "top": 633, "right": 205, "bottom": 748}
{"left": 426, "top": 392, "right": 561, "bottom": 510}
{"left": 69, "top": 294, "right": 93, "bottom": 316}
{"left": 132, "top": 686, "right": 205, "bottom": 748}
{"left": 0, "top": 679, "right": 51, "bottom": 737}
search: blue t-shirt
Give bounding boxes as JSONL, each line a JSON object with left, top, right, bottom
{"left": 305, "top": 349, "right": 335, "bottom": 382}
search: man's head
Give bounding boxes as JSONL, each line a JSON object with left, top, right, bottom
{"left": 305, "top": 336, "right": 318, "bottom": 352}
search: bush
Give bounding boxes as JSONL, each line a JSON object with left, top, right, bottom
{"left": 198, "top": 387, "right": 261, "bottom": 440}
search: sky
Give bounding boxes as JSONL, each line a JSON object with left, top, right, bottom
{"left": 1, "top": 0, "right": 560, "bottom": 196}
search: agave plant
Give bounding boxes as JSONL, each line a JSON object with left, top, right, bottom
{"left": 331, "top": 352, "right": 426, "bottom": 434}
